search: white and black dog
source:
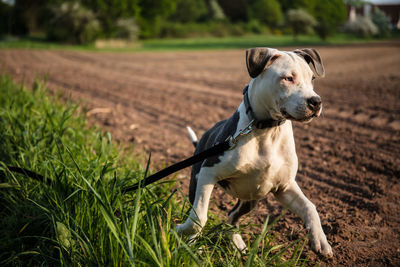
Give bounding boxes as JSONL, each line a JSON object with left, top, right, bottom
{"left": 176, "top": 47, "right": 333, "bottom": 257}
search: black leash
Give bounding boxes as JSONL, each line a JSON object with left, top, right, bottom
{"left": 3, "top": 140, "right": 231, "bottom": 193}
{"left": 122, "top": 140, "right": 231, "bottom": 193}
{"left": 6, "top": 166, "right": 50, "bottom": 185}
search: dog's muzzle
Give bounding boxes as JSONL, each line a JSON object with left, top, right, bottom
{"left": 281, "top": 96, "right": 322, "bottom": 122}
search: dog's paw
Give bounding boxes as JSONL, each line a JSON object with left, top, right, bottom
{"left": 175, "top": 223, "right": 192, "bottom": 235}
{"left": 232, "top": 233, "right": 248, "bottom": 253}
{"left": 175, "top": 222, "right": 199, "bottom": 236}
{"left": 175, "top": 224, "right": 184, "bottom": 234}
{"left": 310, "top": 230, "right": 333, "bottom": 257}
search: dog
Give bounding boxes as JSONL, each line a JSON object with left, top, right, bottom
{"left": 175, "top": 47, "right": 333, "bottom": 257}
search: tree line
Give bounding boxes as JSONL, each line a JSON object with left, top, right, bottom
{"left": 0, "top": 0, "right": 348, "bottom": 43}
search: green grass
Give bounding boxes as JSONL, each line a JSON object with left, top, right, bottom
{"left": 0, "top": 36, "right": 95, "bottom": 51}
{"left": 140, "top": 33, "right": 378, "bottom": 51}
{"left": 0, "top": 75, "right": 311, "bottom": 266}
{"left": 0, "top": 33, "right": 397, "bottom": 52}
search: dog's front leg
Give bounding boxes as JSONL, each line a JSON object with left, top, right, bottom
{"left": 274, "top": 181, "right": 333, "bottom": 257}
{"left": 176, "top": 170, "right": 215, "bottom": 236}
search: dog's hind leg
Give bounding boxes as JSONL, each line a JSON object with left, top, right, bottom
{"left": 228, "top": 199, "right": 257, "bottom": 252}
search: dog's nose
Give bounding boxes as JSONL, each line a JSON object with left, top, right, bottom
{"left": 307, "top": 96, "right": 322, "bottom": 112}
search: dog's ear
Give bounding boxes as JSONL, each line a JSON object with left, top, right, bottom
{"left": 293, "top": 48, "right": 325, "bottom": 77}
{"left": 246, "top": 48, "right": 280, "bottom": 78}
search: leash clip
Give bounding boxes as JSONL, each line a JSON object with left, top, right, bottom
{"left": 227, "top": 120, "right": 254, "bottom": 150}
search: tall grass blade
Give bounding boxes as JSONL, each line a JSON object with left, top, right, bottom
{"left": 136, "top": 235, "right": 162, "bottom": 267}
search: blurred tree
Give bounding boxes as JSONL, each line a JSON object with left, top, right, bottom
{"left": 80, "top": 0, "right": 140, "bottom": 18}
{"left": 136, "top": 0, "right": 176, "bottom": 38}
{"left": 249, "top": 0, "right": 282, "bottom": 27}
{"left": 286, "top": 9, "right": 316, "bottom": 40}
{"left": 313, "top": 0, "right": 347, "bottom": 39}
{"left": 371, "top": 8, "right": 391, "bottom": 37}
{"left": 170, "top": 0, "right": 207, "bottom": 23}
{"left": 0, "top": 1, "right": 12, "bottom": 36}
{"left": 218, "top": 0, "right": 248, "bottom": 22}
{"left": 343, "top": 0, "right": 364, "bottom": 8}
{"left": 280, "top": 0, "right": 316, "bottom": 13}
{"left": 114, "top": 18, "right": 140, "bottom": 40}
{"left": 80, "top": 0, "right": 140, "bottom": 37}
{"left": 208, "top": 0, "right": 226, "bottom": 21}
{"left": 344, "top": 15, "right": 378, "bottom": 37}
{"left": 78, "top": 0, "right": 176, "bottom": 38}
{"left": 11, "top": 0, "right": 50, "bottom": 35}
{"left": 47, "top": 2, "right": 100, "bottom": 44}
{"left": 0, "top": 0, "right": 351, "bottom": 40}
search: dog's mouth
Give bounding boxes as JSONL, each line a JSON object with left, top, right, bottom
{"left": 281, "top": 109, "right": 318, "bottom": 123}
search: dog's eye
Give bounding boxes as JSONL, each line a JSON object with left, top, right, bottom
{"left": 285, "top": 77, "right": 293, "bottom": 82}
{"left": 312, "top": 76, "right": 316, "bottom": 81}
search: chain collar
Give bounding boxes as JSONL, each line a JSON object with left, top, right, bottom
{"left": 227, "top": 119, "right": 254, "bottom": 150}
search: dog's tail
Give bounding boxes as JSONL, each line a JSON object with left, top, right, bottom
{"left": 186, "top": 126, "right": 198, "bottom": 148}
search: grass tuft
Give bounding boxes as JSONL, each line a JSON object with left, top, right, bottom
{"left": 0, "top": 75, "right": 309, "bottom": 265}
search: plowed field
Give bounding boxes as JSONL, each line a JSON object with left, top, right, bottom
{"left": 1, "top": 42, "right": 399, "bottom": 265}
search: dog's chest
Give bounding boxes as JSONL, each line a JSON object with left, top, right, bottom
{"left": 217, "top": 127, "right": 298, "bottom": 200}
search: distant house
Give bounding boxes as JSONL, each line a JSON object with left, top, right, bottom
{"left": 346, "top": 0, "right": 400, "bottom": 28}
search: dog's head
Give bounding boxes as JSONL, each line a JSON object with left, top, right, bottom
{"left": 246, "top": 47, "right": 325, "bottom": 123}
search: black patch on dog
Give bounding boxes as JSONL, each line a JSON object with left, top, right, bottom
{"left": 188, "top": 110, "right": 240, "bottom": 204}
{"left": 188, "top": 174, "right": 197, "bottom": 204}
{"left": 228, "top": 200, "right": 257, "bottom": 226}
{"left": 218, "top": 179, "right": 231, "bottom": 190}
{"left": 228, "top": 200, "right": 241, "bottom": 217}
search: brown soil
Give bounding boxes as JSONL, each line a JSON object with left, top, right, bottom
{"left": 1, "top": 42, "right": 399, "bottom": 266}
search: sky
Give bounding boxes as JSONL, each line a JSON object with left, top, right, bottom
{"left": 367, "top": 0, "right": 400, "bottom": 4}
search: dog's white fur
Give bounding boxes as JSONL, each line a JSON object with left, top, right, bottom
{"left": 176, "top": 48, "right": 332, "bottom": 257}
